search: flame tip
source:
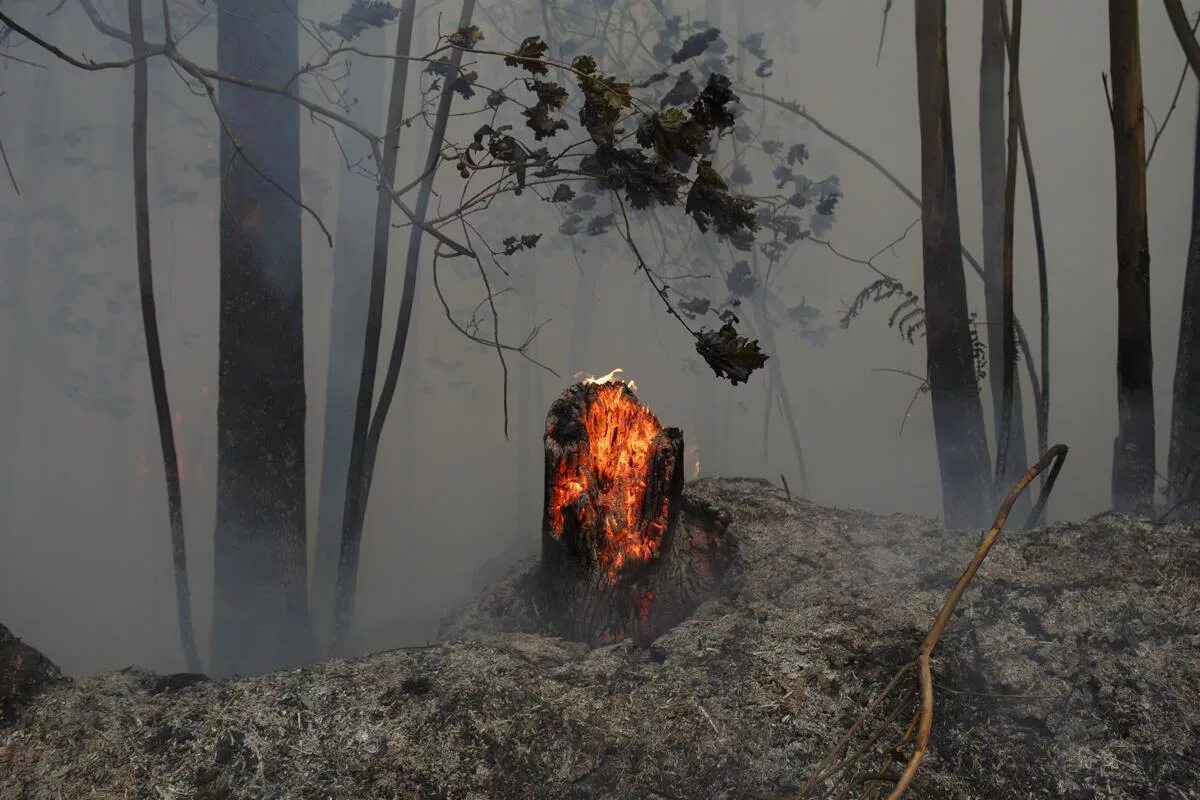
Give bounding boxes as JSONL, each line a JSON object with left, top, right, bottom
{"left": 579, "top": 368, "right": 637, "bottom": 392}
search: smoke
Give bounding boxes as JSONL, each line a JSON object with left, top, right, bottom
{"left": 0, "top": 0, "right": 1193, "bottom": 677}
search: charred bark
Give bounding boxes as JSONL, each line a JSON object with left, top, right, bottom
{"left": 211, "top": 0, "right": 313, "bottom": 676}
{"left": 915, "top": 0, "right": 993, "bottom": 528}
{"left": 1108, "top": 0, "right": 1156, "bottom": 514}
{"left": 540, "top": 382, "right": 734, "bottom": 645}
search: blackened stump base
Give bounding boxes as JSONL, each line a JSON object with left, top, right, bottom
{"left": 539, "top": 381, "right": 734, "bottom": 645}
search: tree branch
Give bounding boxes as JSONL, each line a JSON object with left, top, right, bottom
{"left": 1164, "top": 0, "right": 1200, "bottom": 80}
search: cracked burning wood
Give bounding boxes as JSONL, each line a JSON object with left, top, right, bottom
{"left": 539, "top": 378, "right": 735, "bottom": 645}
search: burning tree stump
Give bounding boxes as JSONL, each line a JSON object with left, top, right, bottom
{"left": 540, "top": 379, "right": 735, "bottom": 645}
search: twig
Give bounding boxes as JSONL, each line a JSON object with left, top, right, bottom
{"left": 1102, "top": 72, "right": 1115, "bottom": 125}
{"left": 871, "top": 368, "right": 929, "bottom": 437}
{"left": 1146, "top": 9, "right": 1200, "bottom": 167}
{"left": 0, "top": 133, "right": 17, "bottom": 194}
{"left": 1163, "top": 0, "right": 1200, "bottom": 81}
{"left": 780, "top": 473, "right": 791, "bottom": 501}
{"left": 874, "top": 0, "right": 893, "bottom": 66}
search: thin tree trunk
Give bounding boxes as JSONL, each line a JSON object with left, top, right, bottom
{"left": 999, "top": 2, "right": 1053, "bottom": 522}
{"left": 914, "top": 0, "right": 993, "bottom": 528}
{"left": 759, "top": 311, "right": 810, "bottom": 497}
{"left": 211, "top": 0, "right": 314, "bottom": 676}
{"left": 1167, "top": 89, "right": 1200, "bottom": 515}
{"left": 994, "top": 0, "right": 1022, "bottom": 497}
{"left": 331, "top": 0, "right": 462, "bottom": 651}
{"left": 129, "top": 0, "right": 201, "bottom": 674}
{"left": 1108, "top": 0, "right": 1156, "bottom": 514}
{"left": 312, "top": 25, "right": 389, "bottom": 640}
{"left": 980, "top": 0, "right": 1031, "bottom": 518}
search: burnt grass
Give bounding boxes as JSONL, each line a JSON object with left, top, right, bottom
{"left": 3, "top": 478, "right": 1199, "bottom": 799}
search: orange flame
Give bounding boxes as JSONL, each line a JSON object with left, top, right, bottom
{"left": 549, "top": 382, "right": 667, "bottom": 581}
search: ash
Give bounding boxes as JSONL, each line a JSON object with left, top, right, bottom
{"left": 3, "top": 478, "right": 1198, "bottom": 799}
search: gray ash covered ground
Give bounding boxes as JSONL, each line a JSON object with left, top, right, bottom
{"left": 2, "top": 478, "right": 1198, "bottom": 798}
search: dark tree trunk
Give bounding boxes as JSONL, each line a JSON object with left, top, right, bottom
{"left": 915, "top": 0, "right": 993, "bottom": 528}
{"left": 1167, "top": 90, "right": 1200, "bottom": 517}
{"left": 330, "top": 0, "right": 451, "bottom": 652}
{"left": 1108, "top": 0, "right": 1156, "bottom": 515}
{"left": 211, "top": 0, "right": 313, "bottom": 676}
{"left": 980, "top": 0, "right": 1030, "bottom": 518}
{"left": 540, "top": 382, "right": 734, "bottom": 645}
{"left": 129, "top": 0, "right": 201, "bottom": 673}
{"left": 312, "top": 25, "right": 388, "bottom": 639}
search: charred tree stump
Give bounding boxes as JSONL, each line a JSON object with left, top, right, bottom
{"left": 540, "top": 380, "right": 734, "bottom": 645}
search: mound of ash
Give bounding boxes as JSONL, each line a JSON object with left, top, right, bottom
{"left": 3, "top": 479, "right": 1198, "bottom": 799}
{"left": 0, "top": 623, "right": 66, "bottom": 728}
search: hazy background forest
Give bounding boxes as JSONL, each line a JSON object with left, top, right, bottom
{"left": 0, "top": 0, "right": 1195, "bottom": 677}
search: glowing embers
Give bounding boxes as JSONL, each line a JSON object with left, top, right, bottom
{"left": 546, "top": 380, "right": 678, "bottom": 582}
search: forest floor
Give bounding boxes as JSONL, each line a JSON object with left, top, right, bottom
{"left": 2, "top": 478, "right": 1199, "bottom": 799}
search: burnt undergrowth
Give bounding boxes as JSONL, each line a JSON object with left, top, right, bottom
{"left": 2, "top": 478, "right": 1198, "bottom": 799}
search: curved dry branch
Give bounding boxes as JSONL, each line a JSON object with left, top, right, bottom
{"left": 798, "top": 444, "right": 1069, "bottom": 799}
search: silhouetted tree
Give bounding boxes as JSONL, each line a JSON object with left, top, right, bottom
{"left": 313, "top": 24, "right": 390, "bottom": 640}
{"left": 128, "top": 0, "right": 200, "bottom": 673}
{"left": 1168, "top": 89, "right": 1200, "bottom": 517}
{"left": 979, "top": 0, "right": 1030, "bottom": 517}
{"left": 1107, "top": 0, "right": 1156, "bottom": 515}
{"left": 332, "top": 0, "right": 464, "bottom": 651}
{"left": 915, "top": 0, "right": 992, "bottom": 527}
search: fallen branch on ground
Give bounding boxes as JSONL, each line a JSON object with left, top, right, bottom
{"left": 797, "top": 443, "right": 1069, "bottom": 799}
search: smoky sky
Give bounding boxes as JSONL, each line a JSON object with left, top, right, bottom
{"left": 0, "top": 0, "right": 1194, "bottom": 677}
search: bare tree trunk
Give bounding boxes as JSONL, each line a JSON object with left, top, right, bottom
{"left": 211, "top": 0, "right": 314, "bottom": 676}
{"left": 129, "top": 0, "right": 200, "bottom": 674}
{"left": 1108, "top": 0, "right": 1156, "bottom": 514}
{"left": 915, "top": 0, "right": 993, "bottom": 528}
{"left": 332, "top": 0, "right": 469, "bottom": 651}
{"left": 980, "top": 0, "right": 1030, "bottom": 519}
{"left": 312, "top": 25, "right": 388, "bottom": 640}
{"left": 1167, "top": 89, "right": 1200, "bottom": 516}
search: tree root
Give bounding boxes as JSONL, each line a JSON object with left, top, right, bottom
{"left": 797, "top": 444, "right": 1069, "bottom": 799}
